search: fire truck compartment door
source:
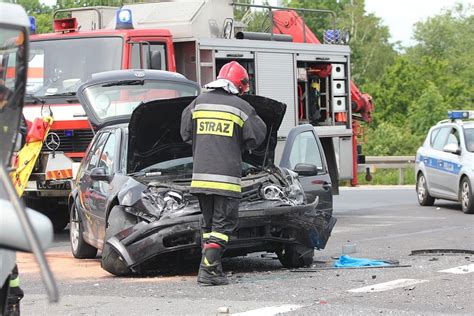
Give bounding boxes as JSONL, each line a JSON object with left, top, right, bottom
{"left": 333, "top": 136, "right": 353, "bottom": 180}
{"left": 255, "top": 52, "right": 296, "bottom": 137}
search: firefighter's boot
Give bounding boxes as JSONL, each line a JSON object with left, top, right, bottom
{"left": 197, "top": 243, "right": 228, "bottom": 286}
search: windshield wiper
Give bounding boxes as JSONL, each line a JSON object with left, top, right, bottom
{"left": 46, "top": 91, "right": 77, "bottom": 97}
{"left": 102, "top": 79, "right": 145, "bottom": 87}
{"left": 25, "top": 94, "right": 46, "bottom": 104}
{"left": 129, "top": 167, "right": 165, "bottom": 177}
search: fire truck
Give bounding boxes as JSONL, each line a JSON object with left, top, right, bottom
{"left": 24, "top": 0, "right": 373, "bottom": 230}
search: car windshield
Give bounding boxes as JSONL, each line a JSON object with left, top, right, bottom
{"left": 137, "top": 157, "right": 257, "bottom": 177}
{"left": 464, "top": 127, "right": 474, "bottom": 152}
{"left": 27, "top": 37, "right": 123, "bottom": 97}
{"left": 83, "top": 79, "right": 200, "bottom": 121}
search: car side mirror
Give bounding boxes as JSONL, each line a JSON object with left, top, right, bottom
{"left": 443, "top": 143, "right": 461, "bottom": 155}
{"left": 0, "top": 199, "right": 53, "bottom": 252}
{"left": 294, "top": 163, "right": 319, "bottom": 176}
{"left": 90, "top": 167, "right": 111, "bottom": 182}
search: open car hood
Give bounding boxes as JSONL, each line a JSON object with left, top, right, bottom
{"left": 77, "top": 69, "right": 201, "bottom": 129}
{"left": 127, "top": 95, "right": 286, "bottom": 173}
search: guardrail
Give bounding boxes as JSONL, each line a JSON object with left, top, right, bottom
{"left": 358, "top": 156, "right": 416, "bottom": 184}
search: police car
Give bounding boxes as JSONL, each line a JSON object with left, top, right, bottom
{"left": 415, "top": 110, "right": 474, "bottom": 214}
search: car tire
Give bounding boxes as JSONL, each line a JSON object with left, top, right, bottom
{"left": 277, "top": 244, "right": 314, "bottom": 269}
{"left": 416, "top": 173, "right": 435, "bottom": 206}
{"left": 460, "top": 178, "right": 474, "bottom": 214}
{"left": 70, "top": 203, "right": 98, "bottom": 259}
{"left": 101, "top": 206, "right": 137, "bottom": 276}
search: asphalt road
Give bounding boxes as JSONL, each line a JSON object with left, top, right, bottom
{"left": 18, "top": 186, "right": 474, "bottom": 315}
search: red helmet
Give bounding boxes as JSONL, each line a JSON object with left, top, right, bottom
{"left": 217, "top": 61, "right": 249, "bottom": 94}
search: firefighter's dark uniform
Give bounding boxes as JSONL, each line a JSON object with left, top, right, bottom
{"left": 181, "top": 88, "right": 266, "bottom": 284}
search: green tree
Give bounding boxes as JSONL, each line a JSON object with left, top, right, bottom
{"left": 408, "top": 82, "right": 446, "bottom": 135}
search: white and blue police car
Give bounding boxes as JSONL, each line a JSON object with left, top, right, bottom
{"left": 415, "top": 110, "right": 474, "bottom": 214}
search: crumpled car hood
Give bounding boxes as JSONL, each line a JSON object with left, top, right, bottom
{"left": 127, "top": 95, "right": 286, "bottom": 173}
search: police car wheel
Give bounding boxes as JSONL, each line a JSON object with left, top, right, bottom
{"left": 460, "top": 178, "right": 474, "bottom": 214}
{"left": 70, "top": 203, "right": 98, "bottom": 259}
{"left": 416, "top": 173, "right": 435, "bottom": 206}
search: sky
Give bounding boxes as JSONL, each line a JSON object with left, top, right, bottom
{"left": 40, "top": 0, "right": 473, "bottom": 47}
{"left": 365, "top": 0, "right": 473, "bottom": 47}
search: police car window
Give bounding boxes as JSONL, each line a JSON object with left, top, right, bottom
{"left": 432, "top": 127, "right": 451, "bottom": 151}
{"left": 98, "top": 132, "right": 116, "bottom": 175}
{"left": 465, "top": 128, "right": 474, "bottom": 152}
{"left": 288, "top": 131, "right": 323, "bottom": 170}
{"left": 430, "top": 128, "right": 441, "bottom": 146}
{"left": 446, "top": 128, "right": 460, "bottom": 146}
{"left": 86, "top": 132, "right": 109, "bottom": 172}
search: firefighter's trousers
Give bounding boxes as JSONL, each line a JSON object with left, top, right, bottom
{"left": 197, "top": 194, "right": 239, "bottom": 248}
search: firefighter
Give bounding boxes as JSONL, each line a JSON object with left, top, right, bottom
{"left": 181, "top": 61, "right": 267, "bottom": 286}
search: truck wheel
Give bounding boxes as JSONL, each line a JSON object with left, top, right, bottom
{"left": 70, "top": 203, "right": 97, "bottom": 259}
{"left": 460, "top": 178, "right": 474, "bottom": 214}
{"left": 416, "top": 173, "right": 435, "bottom": 206}
{"left": 101, "top": 206, "right": 137, "bottom": 276}
{"left": 277, "top": 244, "right": 314, "bottom": 269}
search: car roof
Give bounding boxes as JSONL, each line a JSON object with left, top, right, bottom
{"left": 435, "top": 119, "right": 474, "bottom": 129}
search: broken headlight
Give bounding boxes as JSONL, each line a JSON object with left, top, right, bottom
{"left": 260, "top": 169, "right": 305, "bottom": 205}
{"left": 141, "top": 187, "right": 188, "bottom": 219}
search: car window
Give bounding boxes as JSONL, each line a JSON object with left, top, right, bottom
{"left": 446, "top": 128, "right": 460, "bottom": 147}
{"left": 288, "top": 131, "right": 323, "bottom": 170}
{"left": 86, "top": 132, "right": 109, "bottom": 172}
{"left": 430, "top": 128, "right": 441, "bottom": 147}
{"left": 432, "top": 127, "right": 451, "bottom": 151}
{"left": 465, "top": 128, "right": 474, "bottom": 152}
{"left": 98, "top": 132, "right": 116, "bottom": 175}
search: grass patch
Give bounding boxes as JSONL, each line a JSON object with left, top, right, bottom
{"left": 358, "top": 167, "right": 416, "bottom": 185}
{"left": 341, "top": 167, "right": 416, "bottom": 186}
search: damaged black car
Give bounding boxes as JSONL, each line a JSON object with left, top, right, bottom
{"left": 69, "top": 69, "right": 336, "bottom": 276}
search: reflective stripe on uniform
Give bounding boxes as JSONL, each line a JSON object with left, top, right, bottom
{"left": 193, "top": 110, "right": 244, "bottom": 127}
{"left": 191, "top": 180, "right": 241, "bottom": 192}
{"left": 202, "top": 232, "right": 211, "bottom": 239}
{"left": 193, "top": 173, "right": 241, "bottom": 185}
{"left": 195, "top": 103, "right": 249, "bottom": 121}
{"left": 210, "top": 231, "right": 229, "bottom": 242}
{"left": 9, "top": 276, "right": 20, "bottom": 288}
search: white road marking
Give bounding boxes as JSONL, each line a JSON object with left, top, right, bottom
{"left": 232, "top": 304, "right": 302, "bottom": 315}
{"left": 348, "top": 279, "right": 428, "bottom": 293}
{"left": 439, "top": 263, "right": 474, "bottom": 274}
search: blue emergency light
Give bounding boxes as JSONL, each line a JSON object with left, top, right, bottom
{"left": 29, "top": 16, "right": 36, "bottom": 34}
{"left": 324, "top": 30, "right": 341, "bottom": 44}
{"left": 64, "top": 130, "right": 74, "bottom": 137}
{"left": 448, "top": 110, "right": 474, "bottom": 120}
{"left": 116, "top": 9, "right": 134, "bottom": 30}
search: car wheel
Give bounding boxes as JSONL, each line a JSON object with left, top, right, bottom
{"left": 416, "top": 173, "right": 435, "bottom": 206}
{"left": 460, "top": 178, "right": 474, "bottom": 214}
{"left": 70, "top": 203, "right": 98, "bottom": 259}
{"left": 277, "top": 244, "right": 314, "bottom": 269}
{"left": 101, "top": 206, "right": 137, "bottom": 276}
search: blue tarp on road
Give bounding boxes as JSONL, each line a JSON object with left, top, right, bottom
{"left": 334, "top": 255, "right": 389, "bottom": 268}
